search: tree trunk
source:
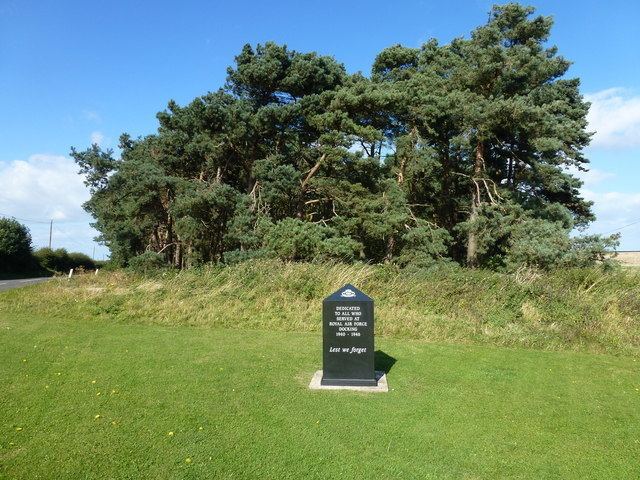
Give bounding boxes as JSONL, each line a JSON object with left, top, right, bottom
{"left": 174, "top": 242, "right": 182, "bottom": 269}
{"left": 466, "top": 140, "right": 485, "bottom": 267}
{"left": 152, "top": 226, "right": 160, "bottom": 251}
{"left": 167, "top": 213, "right": 179, "bottom": 268}
{"left": 439, "top": 141, "right": 454, "bottom": 230}
{"left": 385, "top": 128, "right": 416, "bottom": 262}
{"left": 510, "top": 159, "right": 517, "bottom": 190}
{"left": 385, "top": 235, "right": 396, "bottom": 263}
{"left": 297, "top": 154, "right": 325, "bottom": 219}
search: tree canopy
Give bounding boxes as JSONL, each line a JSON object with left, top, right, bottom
{"left": 0, "top": 218, "right": 34, "bottom": 273}
{"left": 72, "top": 3, "right": 618, "bottom": 271}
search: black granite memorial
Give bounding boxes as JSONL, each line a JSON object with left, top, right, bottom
{"left": 321, "top": 284, "right": 376, "bottom": 386}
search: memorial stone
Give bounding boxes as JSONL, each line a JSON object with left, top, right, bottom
{"left": 321, "top": 284, "right": 376, "bottom": 386}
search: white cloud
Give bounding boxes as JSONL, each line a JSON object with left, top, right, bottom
{"left": 90, "top": 131, "right": 105, "bottom": 146}
{"left": 83, "top": 110, "right": 101, "bottom": 122}
{"left": 0, "top": 154, "right": 87, "bottom": 220}
{"left": 566, "top": 166, "right": 639, "bottom": 247}
{"left": 581, "top": 189, "right": 640, "bottom": 249}
{"left": 583, "top": 190, "right": 640, "bottom": 220}
{"left": 568, "top": 166, "right": 614, "bottom": 188}
{"left": 0, "top": 154, "right": 107, "bottom": 257}
{"left": 586, "top": 88, "right": 640, "bottom": 148}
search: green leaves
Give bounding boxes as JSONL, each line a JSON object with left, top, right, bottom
{"left": 172, "top": 183, "right": 239, "bottom": 265}
{"left": 262, "top": 218, "right": 361, "bottom": 262}
{"left": 226, "top": 42, "right": 346, "bottom": 104}
{"left": 71, "top": 144, "right": 117, "bottom": 193}
{"left": 0, "top": 218, "right": 33, "bottom": 273}
{"left": 72, "top": 5, "right": 612, "bottom": 271}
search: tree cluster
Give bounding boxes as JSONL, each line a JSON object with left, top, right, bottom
{"left": 72, "top": 4, "right": 618, "bottom": 271}
{"left": 33, "top": 248, "right": 97, "bottom": 273}
{"left": 0, "top": 218, "right": 36, "bottom": 274}
{"left": 0, "top": 218, "right": 97, "bottom": 275}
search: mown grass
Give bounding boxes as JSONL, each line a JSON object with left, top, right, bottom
{"left": 2, "top": 262, "right": 640, "bottom": 478}
{"left": 4, "top": 260, "right": 640, "bottom": 355}
{"left": 1, "top": 312, "right": 639, "bottom": 479}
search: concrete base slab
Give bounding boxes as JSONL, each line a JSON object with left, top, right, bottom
{"left": 308, "top": 370, "right": 389, "bottom": 392}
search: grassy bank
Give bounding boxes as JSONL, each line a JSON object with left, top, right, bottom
{"left": 1, "top": 312, "right": 639, "bottom": 479}
{"left": 2, "top": 260, "right": 639, "bottom": 355}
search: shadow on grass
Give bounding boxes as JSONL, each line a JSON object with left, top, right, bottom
{"left": 375, "top": 350, "right": 396, "bottom": 375}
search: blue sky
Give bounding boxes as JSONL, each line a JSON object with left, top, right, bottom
{"left": 1, "top": 0, "right": 639, "bottom": 257}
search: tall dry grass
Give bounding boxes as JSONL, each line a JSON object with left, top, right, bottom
{"left": 3, "top": 260, "right": 639, "bottom": 355}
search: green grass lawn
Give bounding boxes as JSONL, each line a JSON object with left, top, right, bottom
{"left": 2, "top": 295, "right": 640, "bottom": 479}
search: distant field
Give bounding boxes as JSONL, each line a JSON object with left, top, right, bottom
{"left": 618, "top": 251, "right": 640, "bottom": 266}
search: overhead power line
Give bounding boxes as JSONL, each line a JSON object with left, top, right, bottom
{"left": 0, "top": 213, "right": 101, "bottom": 254}
{"left": 600, "top": 217, "right": 640, "bottom": 235}
{"left": 0, "top": 212, "right": 52, "bottom": 224}
{"left": 0, "top": 212, "right": 88, "bottom": 224}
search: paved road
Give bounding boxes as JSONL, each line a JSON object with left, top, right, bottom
{"left": 0, "top": 277, "right": 51, "bottom": 292}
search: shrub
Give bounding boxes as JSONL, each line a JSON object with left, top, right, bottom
{"left": 459, "top": 203, "right": 619, "bottom": 271}
{"left": 127, "top": 252, "right": 166, "bottom": 274}
{"left": 263, "top": 218, "right": 327, "bottom": 261}
{"left": 397, "top": 226, "right": 452, "bottom": 268}
{"left": 506, "top": 223, "right": 620, "bottom": 271}
{"left": 562, "top": 234, "right": 620, "bottom": 269}
{"left": 33, "top": 248, "right": 57, "bottom": 271}
{"left": 506, "top": 219, "right": 570, "bottom": 270}
{"left": 318, "top": 236, "right": 362, "bottom": 262}
{"left": 68, "top": 252, "right": 96, "bottom": 270}
{"left": 53, "top": 248, "right": 71, "bottom": 271}
{"left": 263, "top": 218, "right": 361, "bottom": 262}
{"left": 34, "top": 247, "right": 96, "bottom": 273}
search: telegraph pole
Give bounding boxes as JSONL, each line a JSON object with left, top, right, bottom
{"left": 48, "top": 220, "right": 53, "bottom": 249}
